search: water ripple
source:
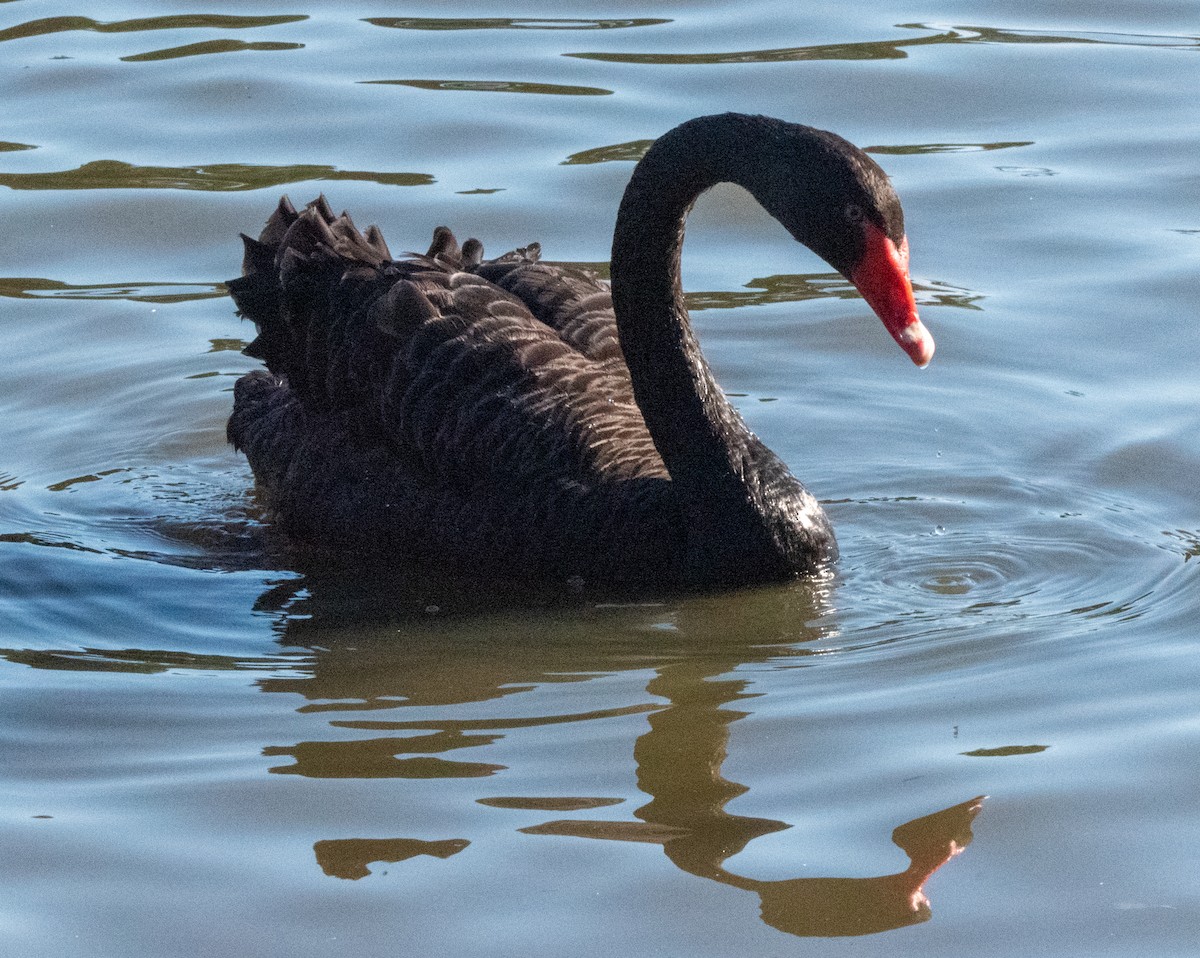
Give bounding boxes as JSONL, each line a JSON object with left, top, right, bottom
{"left": 835, "top": 487, "right": 1190, "bottom": 649}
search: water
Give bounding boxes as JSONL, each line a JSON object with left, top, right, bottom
{"left": 2, "top": 1, "right": 1198, "bottom": 954}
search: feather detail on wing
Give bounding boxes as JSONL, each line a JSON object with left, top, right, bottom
{"left": 227, "top": 196, "right": 679, "bottom": 579}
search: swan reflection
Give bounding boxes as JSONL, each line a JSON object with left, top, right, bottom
{"left": 258, "top": 572, "right": 983, "bottom": 937}
{"left": 524, "top": 796, "right": 983, "bottom": 937}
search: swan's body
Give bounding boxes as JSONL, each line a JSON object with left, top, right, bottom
{"left": 227, "top": 114, "right": 932, "bottom": 590}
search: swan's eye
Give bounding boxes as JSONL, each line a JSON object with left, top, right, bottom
{"left": 843, "top": 203, "right": 865, "bottom": 225}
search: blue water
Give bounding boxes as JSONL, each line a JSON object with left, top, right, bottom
{"left": 2, "top": 2, "right": 1198, "bottom": 955}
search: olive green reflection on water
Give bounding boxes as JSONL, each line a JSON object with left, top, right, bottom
{"left": 0, "top": 645, "right": 284, "bottom": 674}
{"left": 686, "top": 274, "right": 850, "bottom": 312}
{"left": 914, "top": 281, "right": 985, "bottom": 312}
{"left": 685, "top": 274, "right": 984, "bottom": 313}
{"left": 364, "top": 17, "right": 670, "bottom": 32}
{"left": 333, "top": 703, "right": 661, "bottom": 732}
{"left": 0, "top": 533, "right": 103, "bottom": 556}
{"left": 363, "top": 79, "right": 613, "bottom": 97}
{"left": 565, "top": 27, "right": 961, "bottom": 65}
{"left": 0, "top": 277, "right": 226, "bottom": 303}
{"left": 46, "top": 469, "right": 127, "bottom": 493}
{"left": 566, "top": 22, "right": 1198, "bottom": 65}
{"left": 562, "top": 139, "right": 655, "bottom": 166}
{"left": 0, "top": 14, "right": 307, "bottom": 43}
{"left": 866, "top": 141, "right": 1035, "bottom": 155}
{"left": 266, "top": 731, "right": 507, "bottom": 779}
{"left": 120, "top": 40, "right": 303, "bottom": 62}
{"left": 911, "top": 22, "right": 1200, "bottom": 48}
{"left": 0, "top": 161, "right": 434, "bottom": 192}
{"left": 561, "top": 136, "right": 1033, "bottom": 165}
{"left": 315, "top": 837, "right": 469, "bottom": 880}
{"left": 12, "top": 266, "right": 965, "bottom": 313}
{"left": 962, "top": 744, "right": 1049, "bottom": 757}
{"left": 1163, "top": 529, "right": 1200, "bottom": 561}
{"left": 251, "top": 573, "right": 983, "bottom": 937}
{"left": 478, "top": 796, "right": 624, "bottom": 811}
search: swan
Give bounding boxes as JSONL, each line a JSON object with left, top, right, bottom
{"left": 227, "top": 113, "right": 933, "bottom": 590}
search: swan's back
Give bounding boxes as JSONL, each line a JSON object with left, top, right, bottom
{"left": 227, "top": 196, "right": 681, "bottom": 581}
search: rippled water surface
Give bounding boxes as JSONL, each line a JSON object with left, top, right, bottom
{"left": 2, "top": 1, "right": 1198, "bottom": 954}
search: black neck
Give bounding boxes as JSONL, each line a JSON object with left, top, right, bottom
{"left": 611, "top": 115, "right": 760, "bottom": 490}
{"left": 609, "top": 114, "right": 834, "bottom": 581}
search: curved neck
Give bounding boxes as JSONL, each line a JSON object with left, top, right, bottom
{"left": 609, "top": 115, "right": 832, "bottom": 581}
{"left": 611, "top": 115, "right": 764, "bottom": 492}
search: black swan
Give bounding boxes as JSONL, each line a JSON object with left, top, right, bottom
{"left": 227, "top": 113, "right": 933, "bottom": 590}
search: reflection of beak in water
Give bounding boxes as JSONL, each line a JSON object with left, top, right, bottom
{"left": 255, "top": 572, "right": 983, "bottom": 935}
{"left": 523, "top": 796, "right": 983, "bottom": 937}
{"left": 741, "top": 794, "right": 983, "bottom": 937}
{"left": 519, "top": 658, "right": 985, "bottom": 938}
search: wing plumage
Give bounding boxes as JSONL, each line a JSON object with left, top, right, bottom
{"left": 227, "top": 196, "right": 680, "bottom": 581}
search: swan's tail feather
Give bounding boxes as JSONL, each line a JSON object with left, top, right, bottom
{"left": 365, "top": 224, "right": 392, "bottom": 262}
{"left": 461, "top": 238, "right": 484, "bottom": 268}
{"left": 426, "top": 225, "right": 460, "bottom": 262}
{"left": 258, "top": 195, "right": 300, "bottom": 248}
{"left": 239, "top": 234, "right": 276, "bottom": 276}
{"left": 229, "top": 196, "right": 402, "bottom": 387}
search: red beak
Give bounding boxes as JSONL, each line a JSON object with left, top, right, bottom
{"left": 849, "top": 224, "right": 934, "bottom": 367}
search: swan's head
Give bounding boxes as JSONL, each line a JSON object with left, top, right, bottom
{"left": 751, "top": 122, "right": 935, "bottom": 367}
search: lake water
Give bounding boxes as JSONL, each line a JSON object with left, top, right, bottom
{"left": 2, "top": 1, "right": 1198, "bottom": 954}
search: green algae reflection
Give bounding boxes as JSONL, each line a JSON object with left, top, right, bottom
{"left": 564, "top": 23, "right": 1199, "bottom": 65}
{"left": 121, "top": 40, "right": 302, "bottom": 62}
{"left": 364, "top": 17, "right": 669, "bottom": 31}
{"left": 0, "top": 160, "right": 434, "bottom": 192}
{"left": 0, "top": 278, "right": 227, "bottom": 303}
{"left": 0, "top": 14, "right": 307, "bottom": 43}
{"left": 365, "top": 79, "right": 612, "bottom": 96}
